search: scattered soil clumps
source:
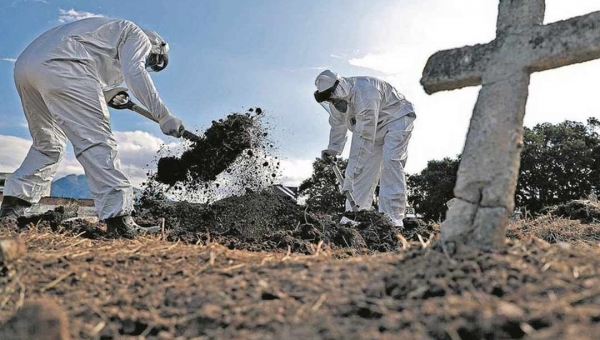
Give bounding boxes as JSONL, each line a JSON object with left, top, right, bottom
{"left": 156, "top": 113, "right": 255, "bottom": 185}
{"left": 153, "top": 110, "right": 279, "bottom": 195}
{"left": 372, "top": 238, "right": 600, "bottom": 339}
{"left": 13, "top": 207, "right": 106, "bottom": 240}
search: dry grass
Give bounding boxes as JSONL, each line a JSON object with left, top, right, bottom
{"left": 507, "top": 214, "right": 600, "bottom": 247}
{"left": 2, "top": 211, "right": 600, "bottom": 339}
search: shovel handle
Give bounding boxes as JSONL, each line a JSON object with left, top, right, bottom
{"left": 109, "top": 91, "right": 200, "bottom": 142}
{"left": 329, "top": 160, "right": 359, "bottom": 212}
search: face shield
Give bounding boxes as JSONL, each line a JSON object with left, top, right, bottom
{"left": 318, "top": 100, "right": 348, "bottom": 116}
{"left": 315, "top": 79, "right": 347, "bottom": 115}
{"left": 146, "top": 42, "right": 169, "bottom": 72}
{"left": 143, "top": 29, "right": 170, "bottom": 72}
{"left": 319, "top": 101, "right": 334, "bottom": 115}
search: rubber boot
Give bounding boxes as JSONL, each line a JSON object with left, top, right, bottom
{"left": 0, "top": 196, "right": 32, "bottom": 221}
{"left": 105, "top": 215, "right": 161, "bottom": 239}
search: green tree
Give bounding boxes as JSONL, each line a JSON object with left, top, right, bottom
{"left": 408, "top": 118, "right": 600, "bottom": 221}
{"left": 299, "top": 158, "right": 348, "bottom": 214}
{"left": 407, "top": 157, "right": 460, "bottom": 221}
{"left": 516, "top": 118, "right": 600, "bottom": 212}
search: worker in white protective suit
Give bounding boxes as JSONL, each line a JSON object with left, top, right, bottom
{"left": 314, "top": 70, "right": 416, "bottom": 228}
{"left": 0, "top": 17, "right": 186, "bottom": 238}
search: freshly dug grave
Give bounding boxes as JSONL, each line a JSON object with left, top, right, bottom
{"left": 138, "top": 189, "right": 436, "bottom": 254}
{"left": 2, "top": 225, "right": 600, "bottom": 339}
{"left": 506, "top": 200, "right": 600, "bottom": 246}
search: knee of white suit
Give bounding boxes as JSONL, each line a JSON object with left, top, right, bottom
{"left": 76, "top": 144, "right": 134, "bottom": 220}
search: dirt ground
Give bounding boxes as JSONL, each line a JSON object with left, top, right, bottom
{"left": 2, "top": 213, "right": 600, "bottom": 339}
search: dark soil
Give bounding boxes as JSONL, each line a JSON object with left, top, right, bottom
{"left": 10, "top": 190, "right": 435, "bottom": 256}
{"left": 138, "top": 189, "right": 436, "bottom": 255}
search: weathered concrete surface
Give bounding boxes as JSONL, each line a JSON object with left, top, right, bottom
{"left": 421, "top": 0, "right": 600, "bottom": 250}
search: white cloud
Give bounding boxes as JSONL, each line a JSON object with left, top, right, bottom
{"left": 0, "top": 135, "right": 32, "bottom": 172}
{"left": 1, "top": 58, "right": 16, "bottom": 63}
{"left": 109, "top": 131, "right": 182, "bottom": 186}
{"left": 279, "top": 158, "right": 314, "bottom": 187}
{"left": 348, "top": 51, "right": 405, "bottom": 75}
{"left": 58, "top": 8, "right": 104, "bottom": 23}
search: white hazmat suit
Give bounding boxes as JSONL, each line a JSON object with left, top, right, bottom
{"left": 4, "top": 17, "right": 182, "bottom": 220}
{"left": 315, "top": 70, "right": 416, "bottom": 227}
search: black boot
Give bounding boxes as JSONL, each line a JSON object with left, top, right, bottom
{"left": 105, "top": 215, "right": 160, "bottom": 239}
{"left": 0, "top": 196, "right": 32, "bottom": 219}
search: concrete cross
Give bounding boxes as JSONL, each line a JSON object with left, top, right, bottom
{"left": 421, "top": 0, "right": 600, "bottom": 250}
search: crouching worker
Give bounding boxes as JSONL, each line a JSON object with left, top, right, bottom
{"left": 314, "top": 70, "right": 416, "bottom": 228}
{"left": 0, "top": 17, "right": 187, "bottom": 238}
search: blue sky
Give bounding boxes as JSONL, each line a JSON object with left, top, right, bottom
{"left": 1, "top": 0, "right": 600, "bottom": 187}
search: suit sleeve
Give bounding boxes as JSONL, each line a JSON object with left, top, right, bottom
{"left": 327, "top": 103, "right": 348, "bottom": 154}
{"left": 118, "top": 25, "right": 172, "bottom": 122}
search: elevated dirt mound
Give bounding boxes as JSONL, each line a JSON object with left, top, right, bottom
{"left": 139, "top": 190, "right": 436, "bottom": 254}
{"left": 8, "top": 191, "right": 436, "bottom": 255}
{"left": 542, "top": 199, "right": 600, "bottom": 223}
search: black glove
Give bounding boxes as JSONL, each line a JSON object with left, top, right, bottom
{"left": 321, "top": 149, "right": 338, "bottom": 163}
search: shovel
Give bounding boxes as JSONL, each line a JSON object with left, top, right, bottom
{"left": 326, "top": 156, "right": 359, "bottom": 212}
{"left": 104, "top": 88, "right": 201, "bottom": 142}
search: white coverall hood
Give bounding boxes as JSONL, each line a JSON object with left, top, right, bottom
{"left": 142, "top": 29, "right": 169, "bottom": 72}
{"left": 315, "top": 70, "right": 352, "bottom": 100}
{"left": 142, "top": 29, "right": 170, "bottom": 55}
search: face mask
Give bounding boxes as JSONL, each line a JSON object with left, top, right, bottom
{"left": 332, "top": 99, "right": 348, "bottom": 113}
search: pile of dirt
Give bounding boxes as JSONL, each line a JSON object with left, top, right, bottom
{"left": 541, "top": 199, "right": 600, "bottom": 223}
{"left": 8, "top": 190, "right": 435, "bottom": 255}
{"left": 138, "top": 190, "right": 436, "bottom": 254}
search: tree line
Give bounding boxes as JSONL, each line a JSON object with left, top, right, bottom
{"left": 299, "top": 118, "right": 600, "bottom": 221}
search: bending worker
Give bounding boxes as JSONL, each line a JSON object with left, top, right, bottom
{"left": 0, "top": 17, "right": 185, "bottom": 238}
{"left": 314, "top": 70, "right": 416, "bottom": 228}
